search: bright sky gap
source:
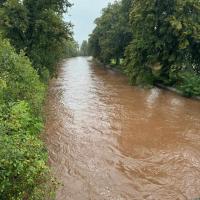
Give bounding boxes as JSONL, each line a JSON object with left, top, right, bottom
{"left": 65, "top": 0, "right": 115, "bottom": 45}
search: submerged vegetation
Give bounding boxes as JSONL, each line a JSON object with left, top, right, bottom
{"left": 88, "top": 0, "right": 200, "bottom": 97}
{"left": 0, "top": 0, "right": 78, "bottom": 199}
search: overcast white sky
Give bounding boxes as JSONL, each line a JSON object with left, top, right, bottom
{"left": 65, "top": 0, "right": 115, "bottom": 45}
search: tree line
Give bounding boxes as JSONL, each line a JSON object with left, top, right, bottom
{"left": 88, "top": 0, "right": 200, "bottom": 97}
{"left": 0, "top": 0, "right": 78, "bottom": 199}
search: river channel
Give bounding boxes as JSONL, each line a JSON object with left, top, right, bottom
{"left": 45, "top": 57, "right": 200, "bottom": 200}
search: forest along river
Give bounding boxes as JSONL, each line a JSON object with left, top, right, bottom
{"left": 45, "top": 57, "right": 200, "bottom": 200}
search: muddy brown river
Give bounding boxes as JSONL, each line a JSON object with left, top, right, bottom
{"left": 45, "top": 57, "right": 200, "bottom": 200}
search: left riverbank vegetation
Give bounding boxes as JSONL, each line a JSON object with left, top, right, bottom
{"left": 0, "top": 0, "right": 78, "bottom": 199}
{"left": 88, "top": 0, "right": 200, "bottom": 97}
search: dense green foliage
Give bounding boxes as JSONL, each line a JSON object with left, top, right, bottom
{"left": 0, "top": 0, "right": 76, "bottom": 199}
{"left": 0, "top": 0, "right": 76, "bottom": 76}
{"left": 0, "top": 37, "right": 55, "bottom": 200}
{"left": 89, "top": 0, "right": 200, "bottom": 97}
{"left": 79, "top": 40, "right": 89, "bottom": 56}
{"left": 125, "top": 0, "right": 200, "bottom": 93}
{"left": 88, "top": 0, "right": 132, "bottom": 64}
{"left": 65, "top": 39, "right": 79, "bottom": 58}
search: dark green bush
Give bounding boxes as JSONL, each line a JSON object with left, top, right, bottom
{"left": 176, "top": 72, "right": 200, "bottom": 97}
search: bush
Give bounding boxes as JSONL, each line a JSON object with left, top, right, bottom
{"left": 176, "top": 72, "right": 200, "bottom": 97}
{"left": 0, "top": 36, "right": 53, "bottom": 199}
{"left": 0, "top": 133, "right": 49, "bottom": 200}
{"left": 2, "top": 101, "right": 43, "bottom": 135}
{"left": 0, "top": 38, "right": 45, "bottom": 113}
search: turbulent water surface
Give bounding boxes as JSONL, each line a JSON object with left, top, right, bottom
{"left": 45, "top": 57, "right": 200, "bottom": 200}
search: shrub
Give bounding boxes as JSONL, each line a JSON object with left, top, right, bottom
{"left": 176, "top": 72, "right": 200, "bottom": 97}
{"left": 0, "top": 38, "right": 45, "bottom": 113}
{"left": 0, "top": 36, "right": 53, "bottom": 199}
{"left": 0, "top": 133, "right": 49, "bottom": 200}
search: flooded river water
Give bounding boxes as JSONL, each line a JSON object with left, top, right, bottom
{"left": 45, "top": 57, "right": 200, "bottom": 200}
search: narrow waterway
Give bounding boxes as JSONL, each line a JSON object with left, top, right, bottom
{"left": 45, "top": 57, "right": 200, "bottom": 200}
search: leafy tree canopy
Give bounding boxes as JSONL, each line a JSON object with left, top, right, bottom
{"left": 125, "top": 0, "right": 200, "bottom": 86}
{"left": 88, "top": 0, "right": 132, "bottom": 64}
{"left": 0, "top": 0, "right": 73, "bottom": 77}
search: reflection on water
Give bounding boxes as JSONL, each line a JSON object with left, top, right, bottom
{"left": 45, "top": 57, "right": 200, "bottom": 200}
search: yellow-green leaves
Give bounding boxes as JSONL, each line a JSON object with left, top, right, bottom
{"left": 0, "top": 36, "right": 45, "bottom": 113}
{"left": 169, "top": 17, "right": 183, "bottom": 31}
{"left": 0, "top": 37, "right": 52, "bottom": 199}
{"left": 179, "top": 39, "right": 189, "bottom": 49}
{"left": 0, "top": 78, "right": 6, "bottom": 87}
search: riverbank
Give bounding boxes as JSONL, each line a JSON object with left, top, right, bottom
{"left": 0, "top": 37, "right": 54, "bottom": 200}
{"left": 91, "top": 58, "right": 200, "bottom": 101}
{"left": 156, "top": 83, "right": 200, "bottom": 101}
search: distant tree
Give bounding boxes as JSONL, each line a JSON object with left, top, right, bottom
{"left": 88, "top": 0, "right": 132, "bottom": 65}
{"left": 65, "top": 39, "right": 79, "bottom": 57}
{"left": 80, "top": 40, "right": 89, "bottom": 56}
